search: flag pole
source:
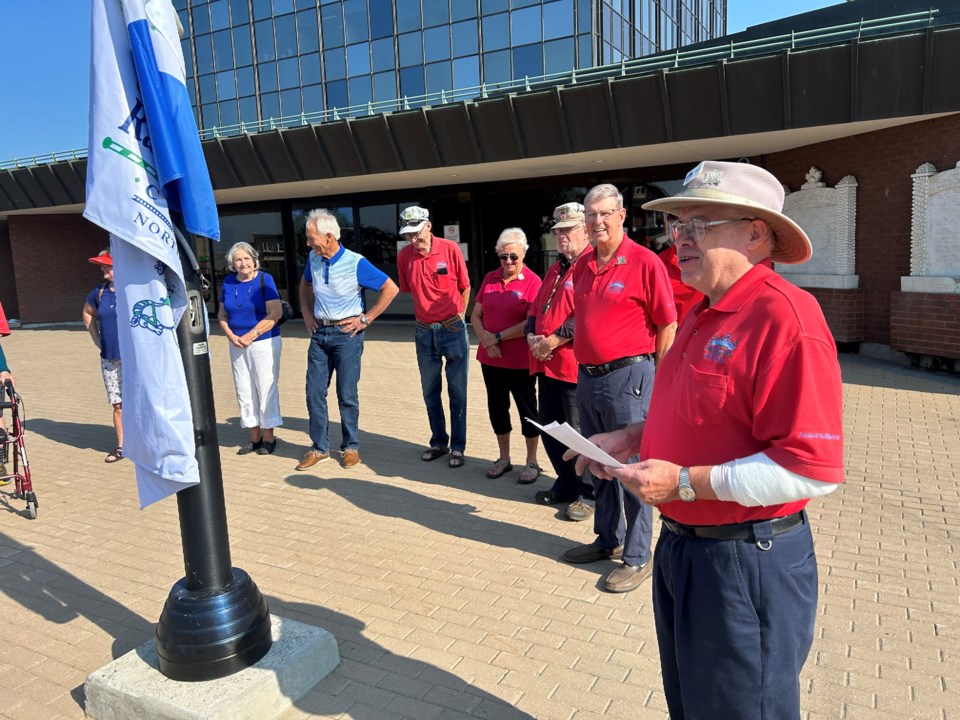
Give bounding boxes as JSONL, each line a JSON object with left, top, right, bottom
{"left": 153, "top": 224, "right": 273, "bottom": 681}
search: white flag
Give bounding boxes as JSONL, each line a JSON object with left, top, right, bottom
{"left": 85, "top": 0, "right": 220, "bottom": 508}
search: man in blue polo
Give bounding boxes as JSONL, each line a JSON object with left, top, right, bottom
{"left": 296, "top": 209, "right": 399, "bottom": 471}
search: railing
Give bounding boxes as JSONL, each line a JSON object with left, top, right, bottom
{"left": 0, "top": 9, "right": 941, "bottom": 171}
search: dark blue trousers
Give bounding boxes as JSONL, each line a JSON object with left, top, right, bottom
{"left": 652, "top": 514, "right": 818, "bottom": 720}
{"left": 537, "top": 373, "right": 591, "bottom": 501}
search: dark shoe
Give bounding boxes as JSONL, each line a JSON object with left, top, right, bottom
{"left": 602, "top": 562, "right": 652, "bottom": 593}
{"left": 421, "top": 446, "right": 450, "bottom": 462}
{"left": 238, "top": 438, "right": 263, "bottom": 455}
{"left": 517, "top": 463, "right": 542, "bottom": 484}
{"left": 486, "top": 458, "right": 512, "bottom": 478}
{"left": 449, "top": 451, "right": 465, "bottom": 468}
{"left": 565, "top": 499, "right": 595, "bottom": 522}
{"left": 341, "top": 449, "right": 360, "bottom": 468}
{"left": 256, "top": 440, "right": 277, "bottom": 455}
{"left": 535, "top": 490, "right": 576, "bottom": 506}
{"left": 105, "top": 447, "right": 124, "bottom": 463}
{"left": 562, "top": 543, "right": 624, "bottom": 564}
{"left": 296, "top": 449, "right": 330, "bottom": 471}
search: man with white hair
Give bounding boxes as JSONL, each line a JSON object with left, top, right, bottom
{"left": 573, "top": 161, "right": 845, "bottom": 718}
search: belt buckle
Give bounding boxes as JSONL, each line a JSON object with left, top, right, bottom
{"left": 429, "top": 322, "right": 443, "bottom": 330}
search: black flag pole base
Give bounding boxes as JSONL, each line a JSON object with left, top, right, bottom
{"left": 155, "top": 567, "right": 272, "bottom": 682}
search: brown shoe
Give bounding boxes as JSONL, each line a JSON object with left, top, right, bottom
{"left": 602, "top": 562, "right": 652, "bottom": 593}
{"left": 295, "top": 449, "right": 330, "bottom": 471}
{"left": 341, "top": 449, "right": 360, "bottom": 468}
{"left": 562, "top": 543, "right": 624, "bottom": 564}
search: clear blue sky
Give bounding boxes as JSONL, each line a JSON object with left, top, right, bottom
{"left": 0, "top": 0, "right": 841, "bottom": 163}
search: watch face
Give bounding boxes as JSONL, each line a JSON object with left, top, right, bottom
{"left": 679, "top": 486, "right": 696, "bottom": 502}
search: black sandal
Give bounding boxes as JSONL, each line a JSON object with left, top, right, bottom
{"left": 105, "top": 447, "right": 124, "bottom": 463}
{"left": 421, "top": 446, "right": 450, "bottom": 462}
{"left": 449, "top": 451, "right": 465, "bottom": 468}
{"left": 257, "top": 440, "right": 277, "bottom": 455}
{"left": 238, "top": 438, "right": 263, "bottom": 455}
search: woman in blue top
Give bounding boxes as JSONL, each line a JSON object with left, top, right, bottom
{"left": 82, "top": 250, "right": 124, "bottom": 463}
{"left": 217, "top": 242, "right": 284, "bottom": 455}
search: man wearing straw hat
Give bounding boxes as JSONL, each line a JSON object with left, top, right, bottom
{"left": 570, "top": 161, "right": 845, "bottom": 718}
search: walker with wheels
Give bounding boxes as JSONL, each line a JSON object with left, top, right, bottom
{"left": 0, "top": 379, "right": 37, "bottom": 519}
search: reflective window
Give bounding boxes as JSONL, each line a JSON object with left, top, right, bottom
{"left": 230, "top": 0, "right": 249, "bottom": 25}
{"left": 577, "top": 0, "right": 591, "bottom": 34}
{"left": 297, "top": 9, "right": 319, "bottom": 54}
{"left": 302, "top": 84, "right": 324, "bottom": 113}
{"left": 452, "top": 0, "right": 478, "bottom": 22}
{"left": 326, "top": 79, "right": 348, "bottom": 110}
{"left": 201, "top": 103, "right": 219, "bottom": 129}
{"left": 399, "top": 66, "right": 425, "bottom": 98}
{"left": 344, "top": 0, "right": 369, "bottom": 44}
{"left": 348, "top": 75, "right": 372, "bottom": 108}
{"left": 324, "top": 48, "right": 346, "bottom": 81}
{"left": 513, "top": 0, "right": 539, "bottom": 7}
{"left": 192, "top": 5, "right": 210, "bottom": 35}
{"left": 216, "top": 69, "right": 237, "bottom": 100}
{"left": 219, "top": 100, "right": 239, "bottom": 128}
{"left": 512, "top": 6, "right": 542, "bottom": 46}
{"left": 396, "top": 0, "right": 421, "bottom": 33}
{"left": 425, "top": 61, "right": 452, "bottom": 94}
{"left": 544, "top": 37, "right": 574, "bottom": 74}
{"left": 255, "top": 20, "right": 276, "bottom": 62}
{"left": 279, "top": 57, "right": 300, "bottom": 88}
{"left": 544, "top": 0, "right": 574, "bottom": 40}
{"left": 481, "top": 13, "right": 509, "bottom": 52}
{"left": 578, "top": 33, "right": 592, "bottom": 68}
{"left": 275, "top": 14, "right": 298, "bottom": 58}
{"left": 210, "top": 0, "right": 230, "bottom": 31}
{"left": 346, "top": 42, "right": 370, "bottom": 76}
{"left": 370, "top": 0, "right": 394, "bottom": 39}
{"left": 258, "top": 62, "right": 278, "bottom": 92}
{"left": 182, "top": 38, "right": 194, "bottom": 77}
{"left": 320, "top": 4, "right": 344, "bottom": 48}
{"left": 199, "top": 73, "right": 217, "bottom": 103}
{"left": 300, "top": 53, "right": 321, "bottom": 85}
{"left": 373, "top": 70, "right": 397, "bottom": 103}
{"left": 261, "top": 92, "right": 280, "bottom": 119}
{"left": 239, "top": 96, "right": 259, "bottom": 124}
{"left": 481, "top": 0, "right": 508, "bottom": 13}
{"left": 483, "top": 49, "right": 510, "bottom": 84}
{"left": 513, "top": 43, "right": 543, "bottom": 78}
{"left": 273, "top": 0, "right": 295, "bottom": 15}
{"left": 372, "top": 37, "right": 395, "bottom": 72}
{"left": 424, "top": 26, "right": 450, "bottom": 63}
{"left": 423, "top": 1, "right": 449, "bottom": 28}
{"left": 453, "top": 56, "right": 480, "bottom": 89}
{"left": 252, "top": 0, "right": 272, "bottom": 22}
{"left": 214, "top": 30, "right": 233, "bottom": 71}
{"left": 237, "top": 66, "right": 255, "bottom": 96}
{"left": 195, "top": 34, "right": 214, "bottom": 74}
{"left": 281, "top": 88, "right": 302, "bottom": 115}
{"left": 451, "top": 20, "right": 478, "bottom": 57}
{"left": 296, "top": 0, "right": 316, "bottom": 9}
{"left": 233, "top": 26, "right": 253, "bottom": 66}
{"left": 398, "top": 32, "right": 422, "bottom": 67}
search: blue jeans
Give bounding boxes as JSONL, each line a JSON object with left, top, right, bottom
{"left": 306, "top": 326, "right": 364, "bottom": 454}
{"left": 414, "top": 320, "right": 469, "bottom": 452}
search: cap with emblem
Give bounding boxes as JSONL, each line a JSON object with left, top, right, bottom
{"left": 551, "top": 202, "right": 585, "bottom": 230}
{"left": 399, "top": 206, "right": 430, "bottom": 235}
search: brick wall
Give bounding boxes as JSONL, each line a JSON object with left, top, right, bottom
{"left": 8, "top": 214, "right": 109, "bottom": 324}
{"left": 0, "top": 221, "right": 19, "bottom": 319}
{"left": 762, "top": 113, "right": 960, "bottom": 345}
{"left": 805, "top": 287, "right": 863, "bottom": 343}
{"left": 890, "top": 291, "right": 960, "bottom": 360}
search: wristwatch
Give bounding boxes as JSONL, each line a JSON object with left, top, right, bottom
{"left": 678, "top": 467, "right": 696, "bottom": 502}
{"left": 360, "top": 315, "right": 369, "bottom": 326}
{"left": 494, "top": 332, "right": 502, "bottom": 341}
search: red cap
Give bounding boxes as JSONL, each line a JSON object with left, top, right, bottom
{"left": 89, "top": 252, "right": 113, "bottom": 267}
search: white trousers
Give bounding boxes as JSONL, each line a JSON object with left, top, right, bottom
{"left": 229, "top": 336, "right": 283, "bottom": 429}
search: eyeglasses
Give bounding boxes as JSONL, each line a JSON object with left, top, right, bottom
{"left": 498, "top": 253, "right": 519, "bottom": 262}
{"left": 666, "top": 217, "right": 756, "bottom": 244}
{"left": 584, "top": 209, "right": 621, "bottom": 222}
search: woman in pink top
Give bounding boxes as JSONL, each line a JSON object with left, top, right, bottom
{"left": 470, "top": 228, "right": 543, "bottom": 483}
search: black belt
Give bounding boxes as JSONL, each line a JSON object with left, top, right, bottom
{"left": 661, "top": 511, "right": 804, "bottom": 541}
{"left": 416, "top": 314, "right": 463, "bottom": 330}
{"left": 580, "top": 354, "right": 653, "bottom": 377}
{"left": 316, "top": 316, "right": 357, "bottom": 327}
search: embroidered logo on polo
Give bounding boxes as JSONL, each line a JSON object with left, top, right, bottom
{"left": 704, "top": 334, "right": 738, "bottom": 362}
{"left": 511, "top": 290, "right": 522, "bottom": 300}
{"left": 564, "top": 280, "right": 574, "bottom": 290}
{"left": 130, "top": 296, "right": 176, "bottom": 336}
{"left": 607, "top": 280, "right": 626, "bottom": 294}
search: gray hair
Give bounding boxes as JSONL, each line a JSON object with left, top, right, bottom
{"left": 226, "top": 241, "right": 259, "bottom": 271}
{"left": 495, "top": 227, "right": 528, "bottom": 254}
{"left": 305, "top": 208, "right": 341, "bottom": 240}
{"left": 583, "top": 183, "right": 624, "bottom": 209}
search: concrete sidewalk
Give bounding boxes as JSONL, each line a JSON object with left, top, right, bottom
{"left": 0, "top": 324, "right": 957, "bottom": 719}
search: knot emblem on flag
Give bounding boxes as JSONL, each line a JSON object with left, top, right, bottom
{"left": 131, "top": 296, "right": 176, "bottom": 336}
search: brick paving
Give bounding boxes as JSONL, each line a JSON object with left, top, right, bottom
{"left": 0, "top": 323, "right": 957, "bottom": 719}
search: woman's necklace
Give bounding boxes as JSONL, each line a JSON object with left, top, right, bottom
{"left": 234, "top": 276, "right": 255, "bottom": 306}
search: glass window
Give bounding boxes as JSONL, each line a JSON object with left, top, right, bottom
{"left": 398, "top": 32, "right": 422, "bottom": 67}
{"left": 273, "top": 0, "right": 294, "bottom": 15}
{"left": 577, "top": 0, "right": 591, "bottom": 34}
{"left": 192, "top": 5, "right": 210, "bottom": 35}
{"left": 252, "top": 0, "right": 272, "bottom": 21}
{"left": 214, "top": 30, "right": 234, "bottom": 71}
{"left": 281, "top": 88, "right": 302, "bottom": 116}
{"left": 423, "top": 26, "right": 450, "bottom": 63}
{"left": 255, "top": 20, "right": 276, "bottom": 62}
{"left": 425, "top": 61, "right": 452, "bottom": 94}
{"left": 239, "top": 96, "right": 259, "bottom": 125}
{"left": 451, "top": 20, "right": 478, "bottom": 57}
{"left": 452, "top": 0, "right": 478, "bottom": 22}
{"left": 201, "top": 103, "right": 219, "bottom": 129}
{"left": 261, "top": 92, "right": 280, "bottom": 120}
{"left": 233, "top": 26, "right": 253, "bottom": 66}
{"left": 218, "top": 100, "right": 239, "bottom": 128}
{"left": 344, "top": 0, "right": 369, "bottom": 44}
{"left": 279, "top": 57, "right": 300, "bottom": 88}
{"left": 482, "top": 13, "right": 509, "bottom": 52}
{"left": 195, "top": 34, "right": 214, "bottom": 74}
{"left": 544, "top": 37, "right": 574, "bottom": 74}
{"left": 453, "top": 56, "right": 480, "bottom": 89}
{"left": 372, "top": 37, "right": 395, "bottom": 72}
{"left": 370, "top": 0, "right": 394, "bottom": 39}
{"left": 423, "top": 1, "right": 449, "bottom": 28}
{"left": 199, "top": 73, "right": 217, "bottom": 103}
{"left": 481, "top": 0, "right": 508, "bottom": 13}
{"left": 577, "top": 33, "right": 592, "bottom": 68}
{"left": 326, "top": 79, "right": 348, "bottom": 110}
{"left": 182, "top": 38, "right": 194, "bottom": 77}
{"left": 258, "top": 62, "right": 278, "bottom": 92}
{"left": 230, "top": 0, "right": 249, "bottom": 25}
{"left": 297, "top": 9, "right": 319, "bottom": 53}
{"left": 512, "top": 6, "right": 542, "bottom": 46}
{"left": 216, "top": 69, "right": 237, "bottom": 100}
{"left": 178, "top": 8, "right": 190, "bottom": 37}
{"left": 320, "top": 4, "right": 344, "bottom": 48}
{"left": 300, "top": 53, "right": 321, "bottom": 85}
{"left": 513, "top": 43, "right": 543, "bottom": 78}
{"left": 296, "top": 0, "right": 315, "bottom": 9}
{"left": 373, "top": 70, "right": 397, "bottom": 103}
{"left": 544, "top": 0, "right": 574, "bottom": 40}
{"left": 399, "top": 66, "right": 424, "bottom": 98}
{"left": 347, "top": 42, "right": 371, "bottom": 75}
{"left": 483, "top": 49, "right": 510, "bottom": 85}
{"left": 237, "top": 66, "right": 255, "bottom": 96}
{"left": 302, "top": 84, "right": 324, "bottom": 113}
{"left": 275, "top": 14, "right": 297, "bottom": 58}
{"left": 396, "top": 0, "right": 421, "bottom": 33}
{"left": 210, "top": 0, "right": 230, "bottom": 31}
{"left": 324, "top": 47, "right": 346, "bottom": 80}
{"left": 359, "top": 203, "right": 403, "bottom": 269}
{"left": 512, "top": 0, "right": 539, "bottom": 7}
{"left": 348, "top": 75, "right": 372, "bottom": 109}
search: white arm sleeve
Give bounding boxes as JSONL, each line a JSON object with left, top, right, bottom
{"left": 709, "top": 452, "right": 839, "bottom": 507}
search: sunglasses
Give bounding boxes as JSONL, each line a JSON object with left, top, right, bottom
{"left": 400, "top": 218, "right": 424, "bottom": 228}
{"left": 498, "top": 253, "right": 519, "bottom": 262}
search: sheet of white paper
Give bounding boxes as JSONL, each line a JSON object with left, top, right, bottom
{"left": 525, "top": 418, "right": 624, "bottom": 468}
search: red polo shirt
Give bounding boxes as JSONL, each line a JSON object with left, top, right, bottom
{"left": 475, "top": 268, "right": 542, "bottom": 369}
{"left": 660, "top": 244, "right": 705, "bottom": 326}
{"left": 641, "top": 263, "right": 845, "bottom": 526}
{"left": 530, "top": 253, "right": 585, "bottom": 383}
{"left": 571, "top": 234, "right": 676, "bottom": 366}
{"left": 397, "top": 235, "right": 470, "bottom": 322}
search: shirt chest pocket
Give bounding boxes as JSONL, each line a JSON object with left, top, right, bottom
{"left": 677, "top": 365, "right": 730, "bottom": 427}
